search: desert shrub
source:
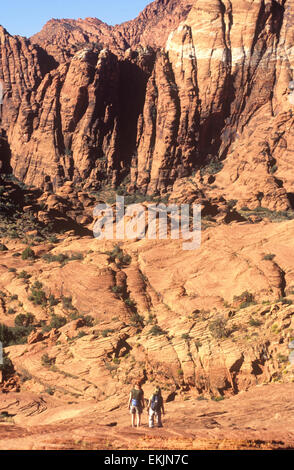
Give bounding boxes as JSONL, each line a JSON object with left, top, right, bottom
{"left": 48, "top": 295, "right": 59, "bottom": 307}
{"left": 106, "top": 245, "right": 131, "bottom": 266}
{"left": 249, "top": 317, "right": 262, "bottom": 327}
{"left": 19, "top": 369, "right": 33, "bottom": 383}
{"left": 233, "top": 291, "right": 256, "bottom": 309}
{"left": 227, "top": 199, "right": 238, "bottom": 209}
{"left": 61, "top": 296, "right": 75, "bottom": 311}
{"left": 47, "top": 235, "right": 58, "bottom": 243}
{"left": 263, "top": 254, "right": 276, "bottom": 261}
{"left": 7, "top": 308, "right": 15, "bottom": 315}
{"left": 10, "top": 325, "right": 34, "bottom": 344}
{"left": 14, "top": 313, "right": 35, "bottom": 327}
{"left": 101, "top": 329, "right": 114, "bottom": 337}
{"left": 42, "top": 253, "right": 69, "bottom": 264}
{"left": 77, "top": 331, "right": 87, "bottom": 339}
{"left": 68, "top": 311, "right": 82, "bottom": 321}
{"left": 211, "top": 396, "right": 225, "bottom": 402}
{"left": 181, "top": 333, "right": 191, "bottom": 341}
{"left": 105, "top": 360, "right": 118, "bottom": 372}
{"left": 200, "top": 159, "right": 224, "bottom": 176}
{"left": 28, "top": 282, "right": 47, "bottom": 307}
{"left": 0, "top": 243, "right": 8, "bottom": 251}
{"left": 0, "top": 323, "right": 12, "bottom": 346}
{"left": 21, "top": 247, "right": 35, "bottom": 260}
{"left": 0, "top": 353, "right": 14, "bottom": 378}
{"left": 0, "top": 322, "right": 33, "bottom": 346}
{"left": 49, "top": 314, "right": 67, "bottom": 330}
{"left": 149, "top": 324, "right": 166, "bottom": 336}
{"left": 277, "top": 354, "right": 288, "bottom": 363}
{"left": 278, "top": 298, "right": 293, "bottom": 305}
{"left": 17, "top": 270, "right": 31, "bottom": 280}
{"left": 111, "top": 285, "right": 124, "bottom": 295}
{"left": 124, "top": 297, "right": 136, "bottom": 309}
{"left": 130, "top": 312, "right": 144, "bottom": 326}
{"left": 43, "top": 252, "right": 84, "bottom": 265}
{"left": 209, "top": 317, "right": 230, "bottom": 339}
{"left": 83, "top": 315, "right": 94, "bottom": 327}
{"left": 33, "top": 281, "right": 43, "bottom": 290}
{"left": 41, "top": 353, "right": 55, "bottom": 367}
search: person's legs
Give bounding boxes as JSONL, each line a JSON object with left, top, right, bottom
{"left": 137, "top": 411, "right": 141, "bottom": 427}
{"left": 157, "top": 411, "right": 163, "bottom": 427}
{"left": 130, "top": 407, "right": 136, "bottom": 427}
{"left": 149, "top": 409, "right": 155, "bottom": 428}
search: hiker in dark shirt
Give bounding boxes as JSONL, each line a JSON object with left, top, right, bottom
{"left": 147, "top": 386, "right": 165, "bottom": 428}
{"left": 128, "top": 381, "right": 145, "bottom": 427}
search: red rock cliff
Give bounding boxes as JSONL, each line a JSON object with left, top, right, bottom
{"left": 0, "top": 0, "right": 293, "bottom": 211}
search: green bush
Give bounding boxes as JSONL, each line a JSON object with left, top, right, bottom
{"left": 62, "top": 296, "right": 75, "bottom": 311}
{"left": 278, "top": 298, "right": 293, "bottom": 306}
{"left": 233, "top": 291, "right": 256, "bottom": 309}
{"left": 29, "top": 283, "right": 47, "bottom": 307}
{"left": 102, "top": 329, "right": 114, "bottom": 337}
{"left": 124, "top": 298, "right": 136, "bottom": 308}
{"left": 106, "top": 245, "right": 131, "bottom": 266}
{"left": 17, "top": 270, "right": 31, "bottom": 280}
{"left": 149, "top": 324, "right": 166, "bottom": 336}
{"left": 263, "top": 254, "right": 276, "bottom": 261}
{"left": 111, "top": 285, "right": 124, "bottom": 295}
{"left": 0, "top": 243, "right": 8, "bottom": 251}
{"left": 0, "top": 353, "right": 14, "bottom": 378}
{"left": 77, "top": 331, "right": 87, "bottom": 339}
{"left": 249, "top": 317, "right": 262, "bottom": 327}
{"left": 130, "top": 312, "right": 144, "bottom": 326}
{"left": 181, "top": 333, "right": 191, "bottom": 341}
{"left": 83, "top": 315, "right": 94, "bottom": 327}
{"left": 15, "top": 313, "right": 35, "bottom": 328}
{"left": 48, "top": 295, "right": 59, "bottom": 307}
{"left": 41, "top": 353, "right": 55, "bottom": 367}
{"left": 209, "top": 317, "right": 230, "bottom": 339}
{"left": 21, "top": 247, "right": 35, "bottom": 260}
{"left": 42, "top": 252, "right": 83, "bottom": 264}
{"left": 42, "top": 253, "right": 69, "bottom": 264}
{"left": 49, "top": 314, "right": 67, "bottom": 330}
{"left": 0, "top": 322, "right": 34, "bottom": 346}
{"left": 200, "top": 159, "right": 224, "bottom": 176}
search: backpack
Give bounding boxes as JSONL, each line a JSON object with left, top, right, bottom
{"left": 131, "top": 388, "right": 142, "bottom": 407}
{"left": 150, "top": 393, "right": 161, "bottom": 412}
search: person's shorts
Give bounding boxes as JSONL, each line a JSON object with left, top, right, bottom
{"left": 130, "top": 405, "right": 142, "bottom": 415}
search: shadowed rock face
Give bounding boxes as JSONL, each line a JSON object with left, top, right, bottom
{"left": 0, "top": 0, "right": 294, "bottom": 209}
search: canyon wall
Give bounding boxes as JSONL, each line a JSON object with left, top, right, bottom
{"left": 0, "top": 0, "right": 293, "bottom": 210}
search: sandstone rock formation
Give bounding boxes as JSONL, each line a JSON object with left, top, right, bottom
{"left": 0, "top": 0, "right": 293, "bottom": 212}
